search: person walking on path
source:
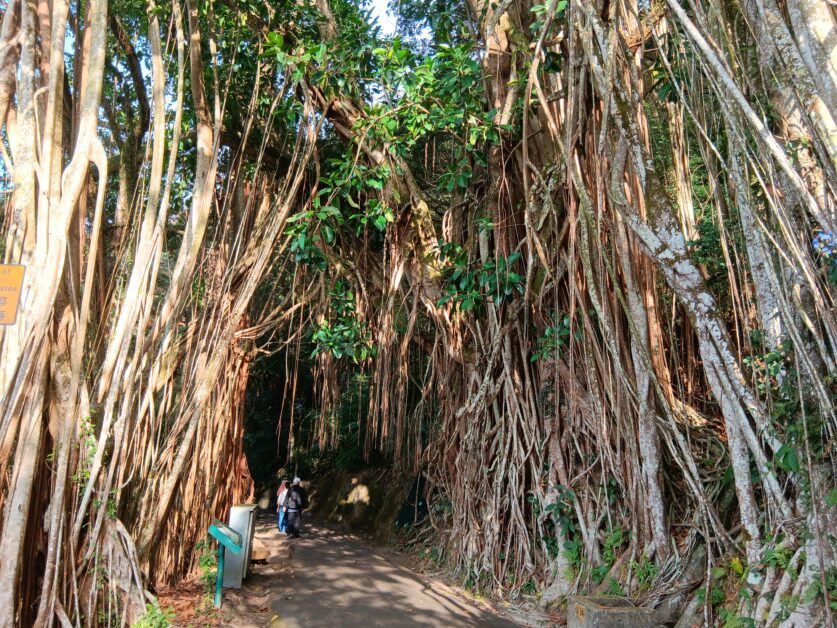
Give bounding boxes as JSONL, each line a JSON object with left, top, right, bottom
{"left": 276, "top": 480, "right": 289, "bottom": 533}
{"left": 283, "top": 477, "right": 308, "bottom": 539}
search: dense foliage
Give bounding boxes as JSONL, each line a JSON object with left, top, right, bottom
{"left": 0, "top": 0, "right": 834, "bottom": 626}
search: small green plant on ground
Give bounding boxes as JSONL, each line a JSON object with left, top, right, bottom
{"left": 605, "top": 576, "right": 625, "bottom": 596}
{"left": 536, "top": 485, "right": 586, "bottom": 577}
{"left": 630, "top": 554, "right": 659, "bottom": 592}
{"left": 464, "top": 568, "right": 492, "bottom": 599}
{"left": 194, "top": 538, "right": 218, "bottom": 616}
{"left": 696, "top": 565, "right": 729, "bottom": 610}
{"left": 422, "top": 545, "right": 444, "bottom": 567}
{"left": 761, "top": 541, "right": 793, "bottom": 571}
{"left": 602, "top": 527, "right": 626, "bottom": 567}
{"left": 801, "top": 568, "right": 837, "bottom": 614}
{"left": 589, "top": 526, "right": 627, "bottom": 586}
{"left": 97, "top": 594, "right": 121, "bottom": 628}
{"left": 696, "top": 557, "right": 760, "bottom": 625}
{"left": 717, "top": 609, "right": 756, "bottom": 628}
{"left": 131, "top": 600, "right": 175, "bottom": 628}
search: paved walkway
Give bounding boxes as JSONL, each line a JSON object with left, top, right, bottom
{"left": 222, "top": 514, "right": 516, "bottom": 627}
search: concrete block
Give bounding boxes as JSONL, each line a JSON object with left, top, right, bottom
{"left": 567, "top": 596, "right": 661, "bottom": 628}
{"left": 250, "top": 537, "right": 269, "bottom": 562}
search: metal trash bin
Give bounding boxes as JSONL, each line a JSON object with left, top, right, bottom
{"left": 222, "top": 504, "right": 258, "bottom": 588}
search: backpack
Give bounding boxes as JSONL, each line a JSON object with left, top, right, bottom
{"left": 284, "top": 488, "right": 301, "bottom": 511}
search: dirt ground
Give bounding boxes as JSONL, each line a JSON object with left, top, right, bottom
{"left": 165, "top": 512, "right": 519, "bottom": 627}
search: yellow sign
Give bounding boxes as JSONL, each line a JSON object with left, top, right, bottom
{"left": 0, "top": 265, "right": 25, "bottom": 325}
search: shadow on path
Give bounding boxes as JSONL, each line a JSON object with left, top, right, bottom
{"left": 223, "top": 513, "right": 518, "bottom": 627}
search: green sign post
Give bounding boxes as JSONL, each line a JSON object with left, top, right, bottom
{"left": 208, "top": 519, "right": 242, "bottom": 608}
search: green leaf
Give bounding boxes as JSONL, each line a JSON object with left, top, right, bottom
{"left": 268, "top": 32, "right": 283, "bottom": 48}
{"left": 776, "top": 443, "right": 801, "bottom": 473}
{"left": 286, "top": 211, "right": 311, "bottom": 223}
{"left": 803, "top": 581, "right": 822, "bottom": 604}
{"left": 317, "top": 205, "right": 342, "bottom": 220}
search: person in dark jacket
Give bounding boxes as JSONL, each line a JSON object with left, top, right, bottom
{"left": 282, "top": 477, "right": 308, "bottom": 539}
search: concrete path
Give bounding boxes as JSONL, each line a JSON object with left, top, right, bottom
{"left": 222, "top": 514, "right": 517, "bottom": 627}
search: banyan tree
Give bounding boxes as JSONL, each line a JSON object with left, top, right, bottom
{"left": 0, "top": 0, "right": 834, "bottom": 625}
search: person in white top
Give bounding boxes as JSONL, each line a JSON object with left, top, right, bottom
{"left": 276, "top": 480, "right": 289, "bottom": 533}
